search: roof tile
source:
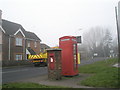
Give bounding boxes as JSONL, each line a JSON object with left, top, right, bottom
{"left": 2, "top": 19, "right": 41, "bottom": 41}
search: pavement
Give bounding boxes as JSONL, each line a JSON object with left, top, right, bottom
{"left": 17, "top": 73, "right": 93, "bottom": 88}
{"left": 2, "top": 57, "right": 109, "bottom": 88}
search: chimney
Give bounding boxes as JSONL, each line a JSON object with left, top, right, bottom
{"left": 0, "top": 10, "right": 2, "bottom": 26}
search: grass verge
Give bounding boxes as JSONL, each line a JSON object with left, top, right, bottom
{"left": 2, "top": 82, "right": 68, "bottom": 88}
{"left": 78, "top": 58, "right": 119, "bottom": 88}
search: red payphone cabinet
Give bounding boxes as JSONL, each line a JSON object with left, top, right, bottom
{"left": 59, "top": 36, "right": 78, "bottom": 76}
{"left": 47, "top": 48, "right": 62, "bottom": 80}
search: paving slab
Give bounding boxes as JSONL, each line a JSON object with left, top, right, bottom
{"left": 18, "top": 73, "right": 93, "bottom": 88}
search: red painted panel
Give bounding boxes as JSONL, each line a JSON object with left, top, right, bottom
{"left": 48, "top": 53, "right": 55, "bottom": 70}
{"left": 59, "top": 36, "right": 78, "bottom": 76}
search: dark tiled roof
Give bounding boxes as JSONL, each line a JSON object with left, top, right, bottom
{"left": 40, "top": 43, "right": 50, "bottom": 52}
{"left": 25, "top": 31, "right": 41, "bottom": 41}
{"left": 2, "top": 19, "right": 23, "bottom": 35}
{"left": 2, "top": 19, "right": 41, "bottom": 41}
{"left": 40, "top": 43, "right": 50, "bottom": 49}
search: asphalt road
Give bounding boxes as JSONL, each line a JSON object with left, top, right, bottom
{"left": 2, "top": 66, "right": 48, "bottom": 84}
{"left": 79, "top": 57, "right": 108, "bottom": 66}
{"left": 2, "top": 57, "right": 108, "bottom": 84}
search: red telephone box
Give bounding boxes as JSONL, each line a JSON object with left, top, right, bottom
{"left": 59, "top": 36, "right": 78, "bottom": 76}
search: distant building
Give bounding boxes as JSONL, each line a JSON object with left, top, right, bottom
{"left": 40, "top": 43, "right": 50, "bottom": 52}
{"left": 0, "top": 11, "right": 41, "bottom": 61}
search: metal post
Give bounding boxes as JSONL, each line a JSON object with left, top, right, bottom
{"left": 8, "top": 36, "right": 11, "bottom": 60}
{"left": 115, "top": 7, "right": 120, "bottom": 62}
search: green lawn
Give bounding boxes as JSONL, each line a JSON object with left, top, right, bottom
{"left": 2, "top": 82, "right": 67, "bottom": 88}
{"left": 78, "top": 58, "right": 119, "bottom": 88}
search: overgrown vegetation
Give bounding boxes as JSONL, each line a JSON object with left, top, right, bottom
{"left": 78, "top": 58, "right": 119, "bottom": 88}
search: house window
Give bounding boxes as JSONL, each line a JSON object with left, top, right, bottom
{"left": 15, "top": 54, "right": 22, "bottom": 60}
{"left": 35, "top": 41, "right": 37, "bottom": 48}
{"left": 16, "top": 38, "right": 22, "bottom": 46}
{"left": 28, "top": 41, "right": 30, "bottom": 47}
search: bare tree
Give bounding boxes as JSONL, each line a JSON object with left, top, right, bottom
{"left": 81, "top": 26, "right": 113, "bottom": 58}
{"left": 103, "top": 29, "right": 113, "bottom": 57}
{"left": 83, "top": 27, "right": 104, "bottom": 57}
{"left": 112, "top": 37, "right": 118, "bottom": 57}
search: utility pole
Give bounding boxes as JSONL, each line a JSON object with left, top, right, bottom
{"left": 115, "top": 6, "right": 120, "bottom": 62}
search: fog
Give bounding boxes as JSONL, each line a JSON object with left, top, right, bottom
{"left": 0, "top": 0, "right": 119, "bottom": 46}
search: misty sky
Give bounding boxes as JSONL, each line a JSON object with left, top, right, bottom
{"left": 0, "top": 0, "right": 119, "bottom": 47}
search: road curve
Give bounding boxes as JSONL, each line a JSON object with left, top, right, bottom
{"left": 2, "top": 57, "right": 108, "bottom": 84}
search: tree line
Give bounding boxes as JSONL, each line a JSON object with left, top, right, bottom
{"left": 78, "top": 26, "right": 118, "bottom": 59}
